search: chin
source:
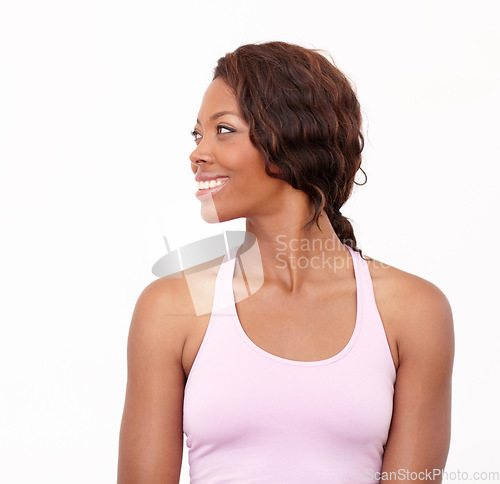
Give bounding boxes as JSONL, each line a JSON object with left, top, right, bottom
{"left": 200, "top": 202, "right": 232, "bottom": 224}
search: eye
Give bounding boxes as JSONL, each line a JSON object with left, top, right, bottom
{"left": 217, "top": 125, "right": 235, "bottom": 134}
{"left": 191, "top": 129, "right": 202, "bottom": 143}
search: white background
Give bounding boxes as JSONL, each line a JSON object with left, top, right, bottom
{"left": 1, "top": 0, "right": 499, "bottom": 482}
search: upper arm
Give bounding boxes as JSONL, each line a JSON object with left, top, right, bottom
{"left": 117, "top": 277, "right": 190, "bottom": 483}
{"left": 381, "top": 278, "right": 455, "bottom": 483}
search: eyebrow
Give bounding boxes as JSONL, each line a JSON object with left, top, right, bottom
{"left": 196, "top": 111, "right": 240, "bottom": 125}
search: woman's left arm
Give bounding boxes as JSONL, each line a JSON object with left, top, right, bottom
{"left": 381, "top": 278, "right": 455, "bottom": 483}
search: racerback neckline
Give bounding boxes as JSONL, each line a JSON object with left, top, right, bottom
{"left": 223, "top": 244, "right": 365, "bottom": 367}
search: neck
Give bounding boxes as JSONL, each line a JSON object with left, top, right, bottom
{"left": 237, "top": 208, "right": 349, "bottom": 295}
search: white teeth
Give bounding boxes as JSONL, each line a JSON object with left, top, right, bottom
{"left": 197, "top": 179, "right": 227, "bottom": 190}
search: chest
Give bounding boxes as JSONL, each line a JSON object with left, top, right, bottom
{"left": 231, "top": 279, "right": 358, "bottom": 363}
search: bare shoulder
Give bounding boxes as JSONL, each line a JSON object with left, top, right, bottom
{"left": 364, "top": 254, "right": 455, "bottom": 364}
{"left": 365, "top": 254, "right": 453, "bottom": 313}
{"left": 133, "top": 253, "right": 226, "bottom": 338}
{"left": 142, "top": 252, "right": 226, "bottom": 309}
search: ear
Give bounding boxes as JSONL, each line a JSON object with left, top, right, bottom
{"left": 267, "top": 161, "right": 283, "bottom": 176}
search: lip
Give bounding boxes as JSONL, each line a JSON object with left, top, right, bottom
{"left": 195, "top": 178, "right": 229, "bottom": 200}
{"left": 195, "top": 173, "right": 230, "bottom": 182}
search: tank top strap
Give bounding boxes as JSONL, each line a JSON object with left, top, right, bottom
{"left": 345, "top": 245, "right": 396, "bottom": 376}
{"left": 345, "top": 245, "right": 368, "bottom": 301}
{"left": 210, "top": 246, "right": 239, "bottom": 315}
{"left": 346, "top": 245, "right": 382, "bottom": 321}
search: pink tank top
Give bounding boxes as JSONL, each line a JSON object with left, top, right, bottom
{"left": 183, "top": 244, "right": 396, "bottom": 483}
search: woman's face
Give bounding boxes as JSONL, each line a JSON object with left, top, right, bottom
{"left": 190, "top": 77, "right": 288, "bottom": 224}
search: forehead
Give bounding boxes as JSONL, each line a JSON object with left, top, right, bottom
{"left": 198, "top": 78, "right": 240, "bottom": 116}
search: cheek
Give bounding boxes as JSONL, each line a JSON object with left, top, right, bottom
{"left": 240, "top": 149, "right": 269, "bottom": 179}
{"left": 220, "top": 142, "right": 275, "bottom": 191}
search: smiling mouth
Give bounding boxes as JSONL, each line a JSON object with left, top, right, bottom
{"left": 195, "top": 178, "right": 229, "bottom": 200}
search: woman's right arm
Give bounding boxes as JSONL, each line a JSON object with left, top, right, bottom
{"left": 117, "top": 277, "right": 188, "bottom": 483}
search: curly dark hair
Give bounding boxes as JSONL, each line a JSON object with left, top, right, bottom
{"left": 213, "top": 41, "right": 370, "bottom": 260}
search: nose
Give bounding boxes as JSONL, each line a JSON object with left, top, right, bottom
{"left": 189, "top": 139, "right": 213, "bottom": 175}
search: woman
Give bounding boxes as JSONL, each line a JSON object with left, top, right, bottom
{"left": 118, "top": 42, "right": 454, "bottom": 483}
